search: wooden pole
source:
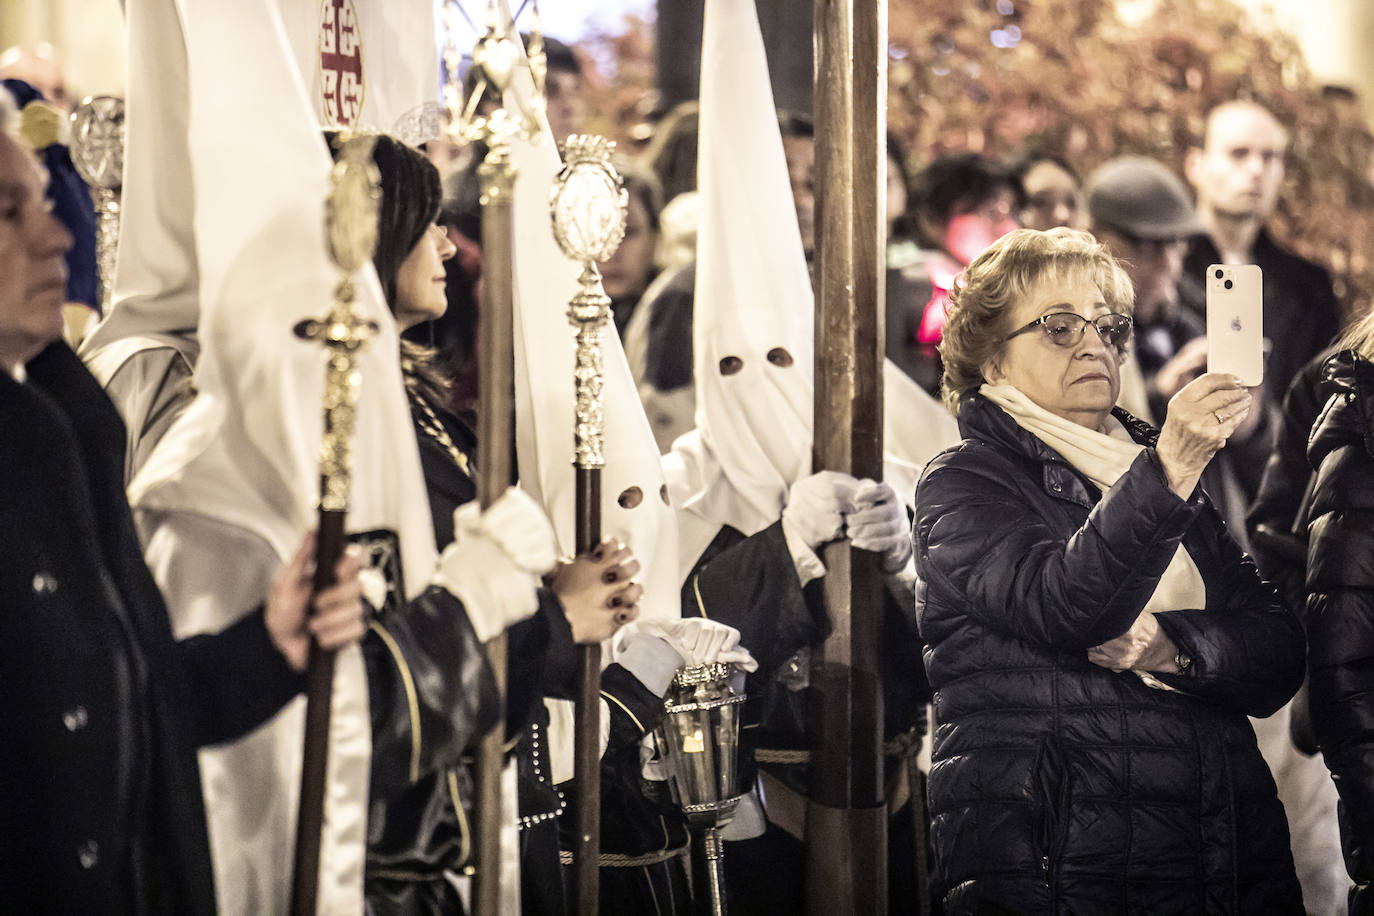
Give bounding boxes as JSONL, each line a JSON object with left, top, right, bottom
{"left": 472, "top": 134, "right": 518, "bottom": 916}
{"left": 552, "top": 137, "right": 627, "bottom": 915}
{"left": 572, "top": 470, "right": 602, "bottom": 914}
{"left": 288, "top": 512, "right": 344, "bottom": 916}
{"left": 805, "top": 0, "right": 888, "bottom": 913}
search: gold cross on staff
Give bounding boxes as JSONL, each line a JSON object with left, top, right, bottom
{"left": 293, "top": 131, "right": 382, "bottom": 513}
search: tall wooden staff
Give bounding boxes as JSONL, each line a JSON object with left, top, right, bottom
{"left": 289, "top": 132, "right": 382, "bottom": 916}
{"left": 806, "top": 0, "right": 889, "bottom": 913}
{"left": 442, "top": 4, "right": 545, "bottom": 910}
{"left": 471, "top": 94, "right": 520, "bottom": 916}
{"left": 549, "top": 136, "right": 628, "bottom": 914}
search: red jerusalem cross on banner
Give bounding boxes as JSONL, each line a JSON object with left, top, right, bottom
{"left": 319, "top": 0, "right": 365, "bottom": 127}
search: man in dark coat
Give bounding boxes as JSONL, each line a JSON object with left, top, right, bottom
{"left": 0, "top": 124, "right": 366, "bottom": 914}
{"left": 1178, "top": 100, "right": 1344, "bottom": 460}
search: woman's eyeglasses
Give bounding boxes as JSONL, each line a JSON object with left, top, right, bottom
{"left": 1003, "top": 312, "right": 1133, "bottom": 349}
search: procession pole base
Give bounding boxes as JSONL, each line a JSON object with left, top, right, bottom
{"left": 802, "top": 802, "right": 887, "bottom": 916}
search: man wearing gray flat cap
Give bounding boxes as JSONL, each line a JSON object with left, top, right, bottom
{"left": 1086, "top": 155, "right": 1263, "bottom": 551}
{"left": 1087, "top": 156, "right": 1209, "bottom": 419}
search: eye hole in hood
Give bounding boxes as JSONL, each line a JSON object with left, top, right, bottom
{"left": 719, "top": 355, "right": 744, "bottom": 375}
{"left": 767, "top": 347, "right": 794, "bottom": 368}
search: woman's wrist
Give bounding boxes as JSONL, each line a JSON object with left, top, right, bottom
{"left": 1154, "top": 449, "right": 1201, "bottom": 501}
{"left": 1140, "top": 630, "right": 1181, "bottom": 673}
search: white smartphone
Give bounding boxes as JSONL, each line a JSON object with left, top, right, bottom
{"left": 1206, "top": 264, "right": 1264, "bottom": 386}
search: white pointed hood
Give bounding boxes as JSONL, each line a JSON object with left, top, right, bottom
{"left": 664, "top": 0, "right": 960, "bottom": 567}
{"left": 504, "top": 27, "right": 680, "bottom": 632}
{"left": 665, "top": 0, "right": 815, "bottom": 550}
{"left": 125, "top": 1, "right": 439, "bottom": 912}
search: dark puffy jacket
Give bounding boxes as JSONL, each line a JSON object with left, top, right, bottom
{"left": 913, "top": 393, "right": 1305, "bottom": 915}
{"left": 1305, "top": 350, "right": 1374, "bottom": 913}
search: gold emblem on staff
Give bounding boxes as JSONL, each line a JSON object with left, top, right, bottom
{"left": 323, "top": 133, "right": 381, "bottom": 273}
{"left": 550, "top": 135, "right": 627, "bottom": 262}
{"left": 294, "top": 132, "right": 381, "bottom": 512}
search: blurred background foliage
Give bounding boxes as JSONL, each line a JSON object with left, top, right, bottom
{"left": 577, "top": 0, "right": 1373, "bottom": 319}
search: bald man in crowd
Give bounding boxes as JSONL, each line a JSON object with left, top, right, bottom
{"left": 0, "top": 43, "right": 70, "bottom": 113}
{"left": 1179, "top": 100, "right": 1343, "bottom": 422}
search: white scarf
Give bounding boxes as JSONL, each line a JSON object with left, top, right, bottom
{"left": 980, "top": 385, "right": 1204, "bottom": 685}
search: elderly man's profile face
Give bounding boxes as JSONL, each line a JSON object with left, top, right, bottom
{"left": 1190, "top": 104, "right": 1287, "bottom": 222}
{"left": 0, "top": 133, "right": 71, "bottom": 372}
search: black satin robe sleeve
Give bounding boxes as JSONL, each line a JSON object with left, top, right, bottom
{"left": 365, "top": 584, "right": 500, "bottom": 798}
{"left": 682, "top": 520, "right": 826, "bottom": 675}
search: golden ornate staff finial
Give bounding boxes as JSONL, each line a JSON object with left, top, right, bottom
{"left": 440, "top": 0, "right": 546, "bottom": 150}
{"left": 288, "top": 129, "right": 381, "bottom": 916}
{"left": 293, "top": 132, "right": 382, "bottom": 511}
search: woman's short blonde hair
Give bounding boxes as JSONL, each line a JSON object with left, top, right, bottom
{"left": 938, "top": 227, "right": 1135, "bottom": 413}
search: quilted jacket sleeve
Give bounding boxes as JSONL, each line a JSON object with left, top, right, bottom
{"left": 365, "top": 585, "right": 499, "bottom": 798}
{"left": 1148, "top": 512, "right": 1305, "bottom": 718}
{"left": 916, "top": 445, "right": 1200, "bottom": 649}
{"left": 1246, "top": 354, "right": 1329, "bottom": 614}
{"left": 1304, "top": 443, "right": 1374, "bottom": 878}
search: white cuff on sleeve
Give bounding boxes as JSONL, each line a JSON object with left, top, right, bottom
{"left": 781, "top": 518, "right": 827, "bottom": 586}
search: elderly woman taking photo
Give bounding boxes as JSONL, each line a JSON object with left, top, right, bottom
{"left": 914, "top": 228, "right": 1305, "bottom": 914}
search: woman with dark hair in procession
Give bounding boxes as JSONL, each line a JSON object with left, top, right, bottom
{"left": 342, "top": 133, "right": 738, "bottom": 916}
{"left": 325, "top": 131, "right": 644, "bottom": 915}
{"left": 914, "top": 227, "right": 1305, "bottom": 913}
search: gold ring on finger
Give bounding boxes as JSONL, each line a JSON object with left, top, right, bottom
{"left": 1213, "top": 410, "right": 1225, "bottom": 424}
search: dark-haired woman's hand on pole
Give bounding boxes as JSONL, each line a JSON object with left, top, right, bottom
{"left": 1156, "top": 373, "right": 1252, "bottom": 500}
{"left": 549, "top": 539, "right": 643, "bottom": 644}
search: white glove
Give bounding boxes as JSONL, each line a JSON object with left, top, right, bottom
{"left": 433, "top": 488, "right": 558, "bottom": 643}
{"left": 846, "top": 478, "right": 912, "bottom": 574}
{"left": 782, "top": 470, "right": 859, "bottom": 550}
{"left": 612, "top": 624, "right": 690, "bottom": 696}
{"left": 643, "top": 618, "right": 758, "bottom": 673}
{"left": 613, "top": 619, "right": 760, "bottom": 697}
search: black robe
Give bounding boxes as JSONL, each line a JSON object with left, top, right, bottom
{"left": 0, "top": 343, "right": 305, "bottom": 914}
{"left": 682, "top": 520, "right": 932, "bottom": 915}
{"left": 373, "top": 390, "right": 691, "bottom": 916}
{"left": 364, "top": 392, "right": 571, "bottom": 915}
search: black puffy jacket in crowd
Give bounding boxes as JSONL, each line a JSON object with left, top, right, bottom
{"left": 1305, "top": 350, "right": 1374, "bottom": 914}
{"left": 914, "top": 393, "right": 1305, "bottom": 915}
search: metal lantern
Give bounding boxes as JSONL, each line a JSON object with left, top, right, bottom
{"left": 654, "top": 662, "right": 747, "bottom": 915}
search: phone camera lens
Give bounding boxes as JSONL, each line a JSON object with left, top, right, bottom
{"left": 1224, "top": 279, "right": 1234, "bottom": 290}
{"left": 1214, "top": 269, "right": 1224, "bottom": 279}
